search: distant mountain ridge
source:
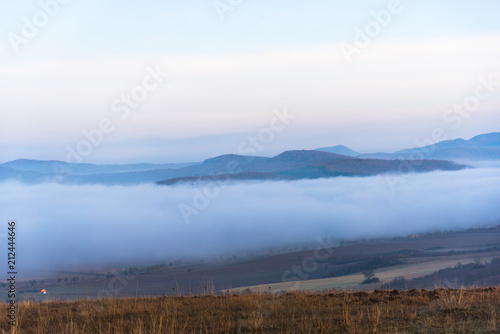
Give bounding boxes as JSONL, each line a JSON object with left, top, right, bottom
{"left": 156, "top": 150, "right": 465, "bottom": 186}
{"left": 0, "top": 150, "right": 464, "bottom": 186}
{"left": 317, "top": 132, "right": 500, "bottom": 161}
{"left": 0, "top": 159, "right": 196, "bottom": 175}
{"left": 4, "top": 131, "right": 498, "bottom": 185}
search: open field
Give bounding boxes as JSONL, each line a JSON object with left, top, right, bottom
{"left": 232, "top": 251, "right": 500, "bottom": 293}
{"left": 3, "top": 227, "right": 499, "bottom": 301}
{"left": 1, "top": 288, "right": 498, "bottom": 333}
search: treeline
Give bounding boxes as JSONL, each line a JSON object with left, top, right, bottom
{"left": 324, "top": 254, "right": 403, "bottom": 278}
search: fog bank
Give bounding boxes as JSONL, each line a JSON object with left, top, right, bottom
{"left": 1, "top": 167, "right": 499, "bottom": 273}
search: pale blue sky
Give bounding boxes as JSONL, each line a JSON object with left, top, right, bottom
{"left": 1, "top": 1, "right": 499, "bottom": 59}
{"left": 1, "top": 1, "right": 499, "bottom": 163}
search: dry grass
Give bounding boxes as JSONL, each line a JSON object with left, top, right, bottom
{"left": 0, "top": 287, "right": 498, "bottom": 333}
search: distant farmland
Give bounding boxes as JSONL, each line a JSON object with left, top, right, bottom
{"left": 2, "top": 227, "right": 499, "bottom": 303}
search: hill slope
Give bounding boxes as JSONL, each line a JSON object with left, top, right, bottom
{"left": 359, "top": 132, "right": 500, "bottom": 161}
{"left": 0, "top": 148, "right": 470, "bottom": 186}
{"left": 157, "top": 150, "right": 466, "bottom": 185}
{"left": 316, "top": 145, "right": 360, "bottom": 156}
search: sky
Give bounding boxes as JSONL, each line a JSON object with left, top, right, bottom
{"left": 1, "top": 0, "right": 500, "bottom": 163}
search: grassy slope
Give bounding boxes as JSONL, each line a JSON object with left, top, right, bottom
{"left": 1, "top": 288, "right": 498, "bottom": 333}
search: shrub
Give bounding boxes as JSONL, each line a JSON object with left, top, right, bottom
{"left": 361, "top": 277, "right": 380, "bottom": 284}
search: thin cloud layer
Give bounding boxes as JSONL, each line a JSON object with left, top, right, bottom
{"left": 1, "top": 167, "right": 499, "bottom": 274}
{"left": 1, "top": 35, "right": 500, "bottom": 163}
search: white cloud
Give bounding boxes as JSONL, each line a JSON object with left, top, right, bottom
{"left": 1, "top": 167, "right": 499, "bottom": 273}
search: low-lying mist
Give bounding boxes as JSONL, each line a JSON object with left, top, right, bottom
{"left": 1, "top": 167, "right": 500, "bottom": 274}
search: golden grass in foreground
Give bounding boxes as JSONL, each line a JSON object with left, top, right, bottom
{"left": 1, "top": 288, "right": 498, "bottom": 333}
